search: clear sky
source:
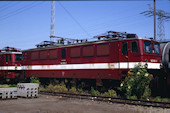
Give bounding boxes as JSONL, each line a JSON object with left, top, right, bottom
{"left": 0, "top": 0, "right": 170, "bottom": 50}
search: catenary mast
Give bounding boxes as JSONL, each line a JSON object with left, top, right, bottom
{"left": 50, "top": 0, "right": 55, "bottom": 42}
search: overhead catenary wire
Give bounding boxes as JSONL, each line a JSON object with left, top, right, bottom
{"left": 0, "top": 1, "right": 44, "bottom": 21}
{"left": 0, "top": 1, "right": 21, "bottom": 12}
{"left": 0, "top": 1, "right": 15, "bottom": 9}
{"left": 0, "top": 2, "right": 37, "bottom": 18}
{"left": 58, "top": 1, "right": 91, "bottom": 38}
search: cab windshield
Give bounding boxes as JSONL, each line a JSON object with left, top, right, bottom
{"left": 144, "top": 41, "right": 152, "bottom": 53}
{"left": 154, "top": 43, "right": 160, "bottom": 54}
{"left": 144, "top": 41, "right": 160, "bottom": 54}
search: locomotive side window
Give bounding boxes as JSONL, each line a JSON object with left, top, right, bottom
{"left": 31, "top": 52, "right": 38, "bottom": 60}
{"left": 5, "top": 55, "right": 11, "bottom": 62}
{"left": 122, "top": 42, "right": 128, "bottom": 55}
{"left": 70, "top": 47, "right": 80, "bottom": 58}
{"left": 83, "top": 45, "right": 94, "bottom": 57}
{"left": 15, "top": 54, "right": 22, "bottom": 61}
{"left": 40, "top": 50, "right": 48, "bottom": 60}
{"left": 130, "top": 42, "right": 138, "bottom": 53}
{"left": 97, "top": 44, "right": 110, "bottom": 56}
{"left": 144, "top": 41, "right": 152, "bottom": 53}
{"left": 61, "top": 48, "right": 66, "bottom": 59}
{"left": 5, "top": 55, "right": 7, "bottom": 62}
{"left": 49, "top": 49, "right": 57, "bottom": 59}
{"left": 154, "top": 43, "right": 160, "bottom": 54}
{"left": 169, "top": 49, "right": 170, "bottom": 62}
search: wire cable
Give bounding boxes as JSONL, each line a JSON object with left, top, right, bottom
{"left": 58, "top": 1, "right": 91, "bottom": 38}
{"left": 0, "top": 1, "right": 21, "bottom": 12}
{"left": 0, "top": 1, "right": 44, "bottom": 21}
{"left": 0, "top": 1, "right": 14, "bottom": 9}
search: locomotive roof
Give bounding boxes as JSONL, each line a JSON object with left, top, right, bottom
{"left": 22, "top": 37, "right": 157, "bottom": 52}
{"left": 0, "top": 52, "right": 22, "bottom": 55}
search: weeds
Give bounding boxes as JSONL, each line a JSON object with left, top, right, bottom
{"left": 40, "top": 82, "right": 170, "bottom": 103}
{"left": 0, "top": 84, "right": 10, "bottom": 87}
{"left": 77, "top": 88, "right": 84, "bottom": 93}
{"left": 0, "top": 84, "right": 17, "bottom": 87}
{"left": 102, "top": 89, "right": 117, "bottom": 98}
{"left": 90, "top": 87, "right": 100, "bottom": 96}
{"left": 69, "top": 87, "right": 77, "bottom": 94}
{"left": 54, "top": 84, "right": 68, "bottom": 93}
{"left": 39, "top": 85, "right": 47, "bottom": 92}
{"left": 47, "top": 84, "right": 55, "bottom": 92}
{"left": 152, "top": 96, "right": 170, "bottom": 102}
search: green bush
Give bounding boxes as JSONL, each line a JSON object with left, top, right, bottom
{"left": 90, "top": 87, "right": 100, "bottom": 96}
{"left": 119, "top": 63, "right": 152, "bottom": 99}
{"left": 77, "top": 88, "right": 84, "bottom": 93}
{"left": 30, "top": 77, "right": 40, "bottom": 84}
{"left": 103, "top": 89, "right": 117, "bottom": 98}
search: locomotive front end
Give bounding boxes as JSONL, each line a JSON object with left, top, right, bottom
{"left": 0, "top": 47, "right": 22, "bottom": 83}
{"left": 141, "top": 39, "right": 162, "bottom": 70}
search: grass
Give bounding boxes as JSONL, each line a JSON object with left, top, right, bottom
{"left": 0, "top": 84, "right": 17, "bottom": 87}
{"left": 151, "top": 96, "right": 170, "bottom": 103}
{"left": 31, "top": 82, "right": 170, "bottom": 103}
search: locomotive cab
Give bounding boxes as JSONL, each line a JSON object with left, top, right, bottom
{"left": 0, "top": 46, "right": 22, "bottom": 82}
{"left": 142, "top": 40, "right": 162, "bottom": 69}
{"left": 119, "top": 38, "right": 162, "bottom": 77}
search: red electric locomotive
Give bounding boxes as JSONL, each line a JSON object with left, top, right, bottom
{"left": 21, "top": 31, "right": 162, "bottom": 87}
{"left": 0, "top": 46, "right": 22, "bottom": 83}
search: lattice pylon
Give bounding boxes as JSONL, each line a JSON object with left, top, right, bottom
{"left": 50, "top": 0, "right": 55, "bottom": 42}
{"left": 157, "top": 15, "right": 165, "bottom": 41}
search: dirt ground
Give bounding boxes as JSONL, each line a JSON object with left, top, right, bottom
{"left": 0, "top": 94, "right": 169, "bottom": 113}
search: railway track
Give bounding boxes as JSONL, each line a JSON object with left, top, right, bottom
{"left": 40, "top": 91, "right": 170, "bottom": 109}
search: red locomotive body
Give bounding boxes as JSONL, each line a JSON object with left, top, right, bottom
{"left": 0, "top": 47, "right": 22, "bottom": 82}
{"left": 22, "top": 32, "right": 162, "bottom": 86}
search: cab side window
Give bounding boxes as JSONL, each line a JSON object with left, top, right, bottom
{"left": 122, "top": 42, "right": 128, "bottom": 55}
{"left": 5, "top": 55, "right": 11, "bottom": 62}
{"left": 131, "top": 42, "right": 138, "bottom": 53}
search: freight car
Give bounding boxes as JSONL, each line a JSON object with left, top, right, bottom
{"left": 21, "top": 31, "right": 162, "bottom": 88}
{"left": 0, "top": 46, "right": 22, "bottom": 83}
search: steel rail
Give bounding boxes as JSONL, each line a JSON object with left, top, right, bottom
{"left": 40, "top": 91, "right": 170, "bottom": 108}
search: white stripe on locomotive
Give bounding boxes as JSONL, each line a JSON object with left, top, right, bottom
{"left": 20, "top": 62, "right": 161, "bottom": 70}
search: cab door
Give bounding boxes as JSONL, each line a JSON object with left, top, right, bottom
{"left": 5, "top": 54, "right": 11, "bottom": 65}
{"left": 128, "top": 41, "right": 140, "bottom": 67}
{"left": 119, "top": 41, "right": 129, "bottom": 69}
